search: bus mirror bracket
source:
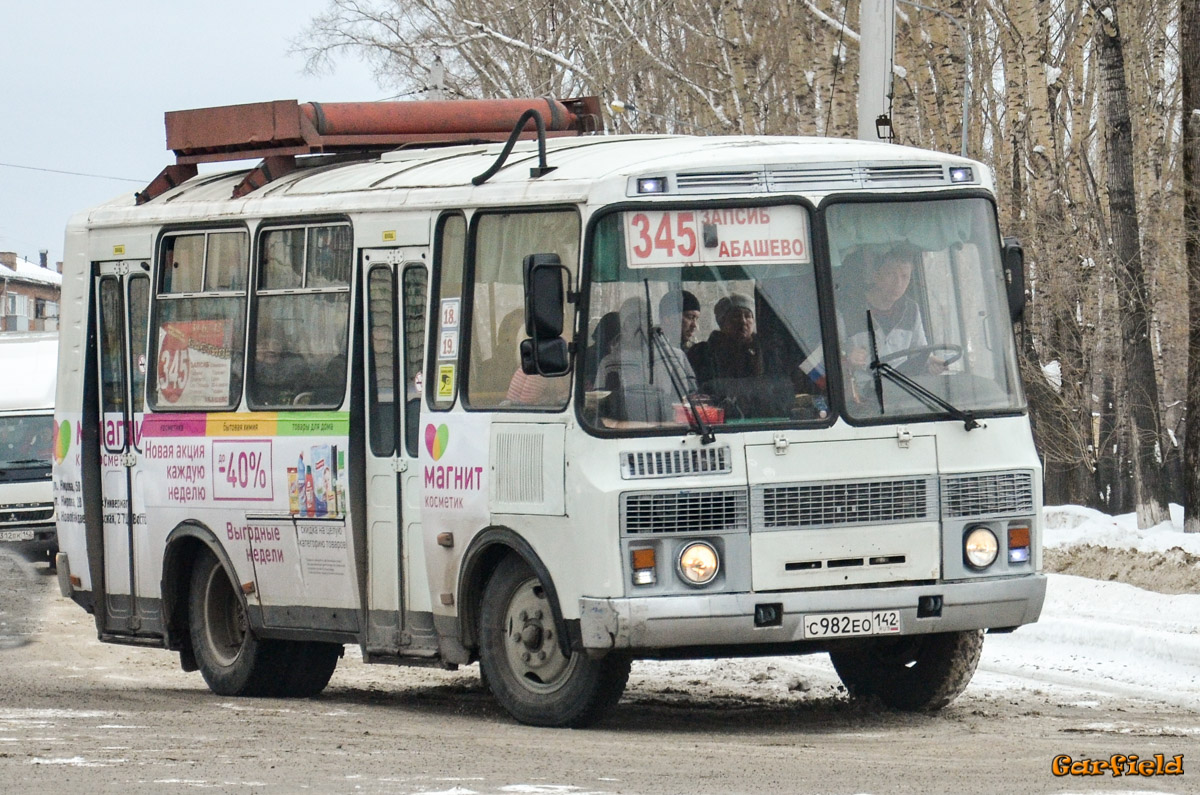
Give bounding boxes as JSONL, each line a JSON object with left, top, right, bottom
{"left": 520, "top": 253, "right": 571, "bottom": 376}
{"left": 1002, "top": 236, "right": 1026, "bottom": 322}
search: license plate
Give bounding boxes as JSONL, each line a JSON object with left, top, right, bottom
{"left": 0, "top": 529, "right": 35, "bottom": 542}
{"left": 802, "top": 610, "right": 901, "bottom": 639}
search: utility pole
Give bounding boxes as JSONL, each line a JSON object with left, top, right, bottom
{"left": 858, "top": 0, "right": 896, "bottom": 144}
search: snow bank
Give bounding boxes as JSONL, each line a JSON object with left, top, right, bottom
{"left": 1044, "top": 503, "right": 1200, "bottom": 556}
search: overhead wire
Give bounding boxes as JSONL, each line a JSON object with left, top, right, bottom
{"left": 0, "top": 161, "right": 146, "bottom": 184}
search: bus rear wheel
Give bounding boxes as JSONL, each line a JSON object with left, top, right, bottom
{"left": 829, "top": 629, "right": 984, "bottom": 711}
{"left": 274, "top": 641, "right": 341, "bottom": 698}
{"left": 188, "top": 549, "right": 285, "bottom": 697}
{"left": 478, "top": 556, "right": 630, "bottom": 728}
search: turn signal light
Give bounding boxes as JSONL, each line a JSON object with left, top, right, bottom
{"left": 1008, "top": 525, "right": 1031, "bottom": 564}
{"left": 631, "top": 547, "right": 657, "bottom": 586}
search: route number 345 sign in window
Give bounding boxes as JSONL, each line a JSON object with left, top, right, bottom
{"left": 623, "top": 206, "right": 810, "bottom": 268}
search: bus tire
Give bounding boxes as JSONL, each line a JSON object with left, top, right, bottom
{"left": 188, "top": 549, "right": 284, "bottom": 697}
{"left": 829, "top": 629, "right": 983, "bottom": 711}
{"left": 272, "top": 641, "right": 341, "bottom": 698}
{"left": 478, "top": 556, "right": 630, "bottom": 728}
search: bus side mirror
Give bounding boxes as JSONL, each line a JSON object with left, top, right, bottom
{"left": 1002, "top": 237, "right": 1026, "bottom": 323}
{"left": 520, "top": 337, "right": 570, "bottom": 374}
{"left": 521, "top": 253, "right": 570, "bottom": 376}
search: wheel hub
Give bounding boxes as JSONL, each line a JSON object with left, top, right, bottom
{"left": 504, "top": 578, "right": 574, "bottom": 690}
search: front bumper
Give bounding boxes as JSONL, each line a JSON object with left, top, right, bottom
{"left": 0, "top": 526, "right": 58, "bottom": 562}
{"left": 579, "top": 574, "right": 1046, "bottom": 650}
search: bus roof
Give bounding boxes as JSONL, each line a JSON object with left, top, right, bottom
{"left": 0, "top": 332, "right": 57, "bottom": 412}
{"left": 69, "top": 134, "right": 988, "bottom": 235}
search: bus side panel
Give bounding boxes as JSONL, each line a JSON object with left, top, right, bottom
{"left": 141, "top": 412, "right": 359, "bottom": 632}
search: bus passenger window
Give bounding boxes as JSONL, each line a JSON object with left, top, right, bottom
{"left": 467, "top": 210, "right": 577, "bottom": 410}
{"left": 428, "top": 214, "right": 465, "bottom": 411}
{"left": 151, "top": 230, "right": 248, "bottom": 410}
{"left": 250, "top": 224, "right": 352, "bottom": 409}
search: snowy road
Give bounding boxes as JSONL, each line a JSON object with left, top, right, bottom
{"left": 1, "top": 506, "right": 1198, "bottom": 794}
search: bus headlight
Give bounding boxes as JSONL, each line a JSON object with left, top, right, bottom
{"left": 677, "top": 542, "right": 719, "bottom": 586}
{"left": 964, "top": 526, "right": 999, "bottom": 569}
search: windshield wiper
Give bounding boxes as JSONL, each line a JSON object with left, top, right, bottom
{"left": 867, "top": 311, "right": 979, "bottom": 431}
{"left": 640, "top": 279, "right": 714, "bottom": 444}
{"left": 650, "top": 326, "right": 716, "bottom": 444}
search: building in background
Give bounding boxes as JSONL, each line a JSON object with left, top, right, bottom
{"left": 0, "top": 251, "right": 61, "bottom": 332}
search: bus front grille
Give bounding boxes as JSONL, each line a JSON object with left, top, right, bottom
{"left": 621, "top": 488, "right": 749, "bottom": 535}
{"left": 753, "top": 478, "right": 936, "bottom": 530}
{"left": 620, "top": 446, "right": 732, "bottom": 479}
{"left": 941, "top": 471, "right": 1034, "bottom": 518}
{"left": 0, "top": 502, "right": 55, "bottom": 526}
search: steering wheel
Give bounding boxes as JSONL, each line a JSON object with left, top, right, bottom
{"left": 876, "top": 343, "right": 963, "bottom": 369}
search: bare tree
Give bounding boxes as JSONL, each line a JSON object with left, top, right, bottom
{"left": 1184, "top": 0, "right": 1200, "bottom": 531}
{"left": 1093, "top": 0, "right": 1171, "bottom": 526}
{"left": 297, "top": 0, "right": 1194, "bottom": 518}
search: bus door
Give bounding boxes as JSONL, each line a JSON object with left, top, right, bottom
{"left": 95, "top": 262, "right": 153, "bottom": 633}
{"left": 362, "top": 249, "right": 429, "bottom": 653}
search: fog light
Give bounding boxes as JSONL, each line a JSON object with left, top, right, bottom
{"left": 677, "top": 542, "right": 719, "bottom": 586}
{"left": 964, "top": 526, "right": 999, "bottom": 569}
{"left": 631, "top": 547, "right": 657, "bottom": 586}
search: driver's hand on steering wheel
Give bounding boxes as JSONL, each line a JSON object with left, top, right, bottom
{"left": 846, "top": 347, "right": 869, "bottom": 369}
{"left": 927, "top": 356, "right": 948, "bottom": 375}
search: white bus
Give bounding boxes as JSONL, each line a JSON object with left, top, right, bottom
{"left": 54, "top": 97, "right": 1043, "bottom": 726}
{"left": 1, "top": 331, "right": 58, "bottom": 566}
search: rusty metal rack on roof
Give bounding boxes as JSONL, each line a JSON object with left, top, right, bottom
{"left": 136, "top": 96, "right": 603, "bottom": 204}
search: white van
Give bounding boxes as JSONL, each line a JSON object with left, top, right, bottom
{"left": 0, "top": 332, "right": 58, "bottom": 565}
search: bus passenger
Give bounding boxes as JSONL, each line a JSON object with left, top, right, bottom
{"left": 597, "top": 297, "right": 696, "bottom": 422}
{"left": 659, "top": 290, "right": 700, "bottom": 351}
{"left": 687, "top": 293, "right": 794, "bottom": 419}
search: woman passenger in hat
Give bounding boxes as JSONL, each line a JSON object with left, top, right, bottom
{"left": 686, "top": 292, "right": 765, "bottom": 394}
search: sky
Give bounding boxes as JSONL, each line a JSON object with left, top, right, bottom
{"left": 0, "top": 1, "right": 383, "bottom": 267}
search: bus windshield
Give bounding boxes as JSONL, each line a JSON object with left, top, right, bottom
{"left": 828, "top": 197, "right": 1024, "bottom": 423}
{"left": 582, "top": 204, "right": 828, "bottom": 433}
{"left": 0, "top": 415, "right": 53, "bottom": 470}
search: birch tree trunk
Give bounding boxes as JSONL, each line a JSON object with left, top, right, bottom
{"left": 1094, "top": 0, "right": 1170, "bottom": 527}
{"left": 1183, "top": 0, "right": 1200, "bottom": 532}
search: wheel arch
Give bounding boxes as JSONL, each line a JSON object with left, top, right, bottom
{"left": 161, "top": 522, "right": 248, "bottom": 669}
{"left": 456, "top": 526, "right": 572, "bottom": 658}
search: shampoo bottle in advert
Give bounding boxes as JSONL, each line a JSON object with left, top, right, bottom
{"left": 287, "top": 467, "right": 299, "bottom": 514}
{"left": 329, "top": 444, "right": 339, "bottom": 516}
{"left": 304, "top": 465, "right": 316, "bottom": 517}
{"left": 312, "top": 444, "right": 330, "bottom": 517}
{"left": 296, "top": 452, "right": 307, "bottom": 516}
{"left": 336, "top": 448, "right": 346, "bottom": 518}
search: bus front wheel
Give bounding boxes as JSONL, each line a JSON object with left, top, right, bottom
{"left": 829, "top": 629, "right": 984, "bottom": 711}
{"left": 478, "top": 556, "right": 630, "bottom": 727}
{"left": 188, "top": 549, "right": 284, "bottom": 697}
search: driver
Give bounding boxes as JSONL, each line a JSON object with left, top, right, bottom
{"left": 841, "top": 245, "right": 945, "bottom": 376}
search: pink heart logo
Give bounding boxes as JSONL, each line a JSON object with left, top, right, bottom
{"left": 425, "top": 423, "right": 449, "bottom": 460}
